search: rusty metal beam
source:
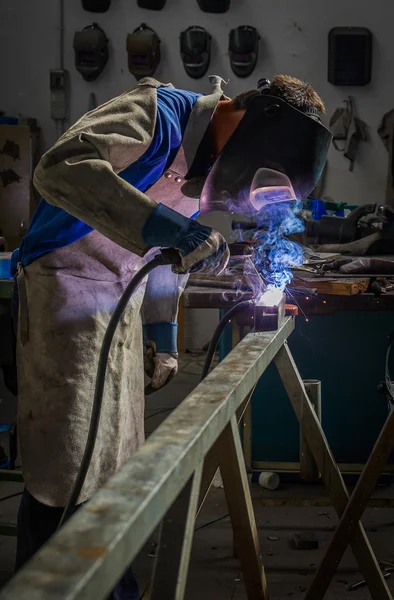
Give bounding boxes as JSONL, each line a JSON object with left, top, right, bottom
{"left": 0, "top": 317, "right": 294, "bottom": 600}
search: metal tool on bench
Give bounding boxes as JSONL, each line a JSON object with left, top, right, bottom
{"left": 233, "top": 204, "right": 394, "bottom": 247}
{"left": 228, "top": 241, "right": 254, "bottom": 257}
{"left": 305, "top": 203, "right": 394, "bottom": 249}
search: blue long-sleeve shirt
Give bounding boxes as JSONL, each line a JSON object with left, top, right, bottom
{"left": 11, "top": 87, "right": 201, "bottom": 275}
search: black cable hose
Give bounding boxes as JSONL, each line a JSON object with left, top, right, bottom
{"left": 200, "top": 300, "right": 253, "bottom": 381}
{"left": 59, "top": 255, "right": 164, "bottom": 528}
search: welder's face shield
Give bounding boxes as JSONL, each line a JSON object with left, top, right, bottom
{"left": 199, "top": 95, "right": 332, "bottom": 216}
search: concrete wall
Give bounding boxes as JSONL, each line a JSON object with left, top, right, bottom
{"left": 1, "top": 0, "right": 394, "bottom": 347}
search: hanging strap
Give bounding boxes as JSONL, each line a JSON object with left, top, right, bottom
{"left": 378, "top": 108, "right": 394, "bottom": 207}
{"left": 329, "top": 97, "right": 353, "bottom": 151}
{"left": 330, "top": 96, "right": 368, "bottom": 171}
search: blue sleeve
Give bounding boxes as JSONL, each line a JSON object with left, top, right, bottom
{"left": 119, "top": 87, "right": 201, "bottom": 192}
{"left": 143, "top": 322, "right": 178, "bottom": 354}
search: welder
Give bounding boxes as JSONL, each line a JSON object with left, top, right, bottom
{"left": 11, "top": 74, "right": 330, "bottom": 599}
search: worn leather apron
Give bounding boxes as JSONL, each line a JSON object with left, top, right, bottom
{"left": 17, "top": 77, "right": 224, "bottom": 506}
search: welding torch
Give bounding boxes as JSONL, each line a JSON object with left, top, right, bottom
{"left": 232, "top": 220, "right": 261, "bottom": 232}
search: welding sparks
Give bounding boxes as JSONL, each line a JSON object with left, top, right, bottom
{"left": 259, "top": 287, "right": 283, "bottom": 306}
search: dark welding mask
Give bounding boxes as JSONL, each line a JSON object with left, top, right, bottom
{"left": 180, "top": 26, "right": 211, "bottom": 79}
{"left": 197, "top": 0, "right": 230, "bottom": 12}
{"left": 138, "top": 0, "right": 166, "bottom": 8}
{"left": 126, "top": 24, "right": 161, "bottom": 80}
{"left": 199, "top": 79, "right": 332, "bottom": 216}
{"left": 229, "top": 26, "right": 260, "bottom": 78}
{"left": 73, "top": 23, "right": 109, "bottom": 81}
{"left": 82, "top": 0, "right": 111, "bottom": 11}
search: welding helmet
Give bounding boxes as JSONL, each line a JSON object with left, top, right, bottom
{"left": 73, "top": 23, "right": 109, "bottom": 81}
{"left": 82, "top": 0, "right": 111, "bottom": 11}
{"left": 229, "top": 26, "right": 260, "bottom": 78}
{"left": 197, "top": 0, "right": 230, "bottom": 12}
{"left": 126, "top": 24, "right": 161, "bottom": 80}
{"left": 138, "top": 0, "right": 167, "bottom": 9}
{"left": 180, "top": 26, "right": 211, "bottom": 79}
{"left": 199, "top": 79, "right": 332, "bottom": 215}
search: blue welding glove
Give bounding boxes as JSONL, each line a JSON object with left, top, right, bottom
{"left": 142, "top": 204, "right": 230, "bottom": 275}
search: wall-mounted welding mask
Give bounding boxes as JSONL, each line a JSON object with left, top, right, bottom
{"left": 199, "top": 80, "right": 332, "bottom": 216}
{"left": 138, "top": 0, "right": 166, "bottom": 9}
{"left": 126, "top": 24, "right": 161, "bottom": 80}
{"left": 74, "top": 23, "right": 109, "bottom": 81}
{"left": 197, "top": 0, "right": 230, "bottom": 12}
{"left": 229, "top": 26, "right": 260, "bottom": 78}
{"left": 82, "top": 0, "right": 111, "bottom": 11}
{"left": 180, "top": 26, "right": 211, "bottom": 79}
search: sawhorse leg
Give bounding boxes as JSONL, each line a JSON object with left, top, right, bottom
{"left": 151, "top": 466, "right": 203, "bottom": 600}
{"left": 274, "top": 342, "right": 392, "bottom": 600}
{"left": 217, "top": 416, "right": 269, "bottom": 600}
{"left": 305, "top": 403, "right": 394, "bottom": 599}
{"left": 197, "top": 391, "right": 255, "bottom": 514}
{"left": 152, "top": 412, "right": 268, "bottom": 600}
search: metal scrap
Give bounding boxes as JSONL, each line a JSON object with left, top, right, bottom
{"left": 347, "top": 572, "right": 391, "bottom": 591}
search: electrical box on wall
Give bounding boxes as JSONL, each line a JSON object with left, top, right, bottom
{"left": 50, "top": 69, "right": 69, "bottom": 120}
{"left": 328, "top": 27, "right": 372, "bottom": 86}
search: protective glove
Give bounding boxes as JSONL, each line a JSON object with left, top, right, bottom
{"left": 143, "top": 340, "right": 178, "bottom": 393}
{"left": 142, "top": 204, "right": 230, "bottom": 275}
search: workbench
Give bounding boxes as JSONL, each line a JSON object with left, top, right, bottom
{"left": 183, "top": 282, "right": 394, "bottom": 476}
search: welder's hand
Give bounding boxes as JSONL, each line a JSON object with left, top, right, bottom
{"left": 142, "top": 203, "right": 230, "bottom": 275}
{"left": 144, "top": 340, "right": 178, "bottom": 394}
{"left": 172, "top": 228, "right": 230, "bottom": 275}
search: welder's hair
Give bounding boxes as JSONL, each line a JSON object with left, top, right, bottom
{"left": 232, "top": 74, "right": 326, "bottom": 115}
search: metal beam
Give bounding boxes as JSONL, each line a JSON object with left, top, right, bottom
{"left": 0, "top": 317, "right": 294, "bottom": 600}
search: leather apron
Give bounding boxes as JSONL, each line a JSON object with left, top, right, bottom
{"left": 16, "top": 77, "right": 225, "bottom": 506}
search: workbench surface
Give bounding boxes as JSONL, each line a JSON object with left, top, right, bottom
{"left": 4, "top": 274, "right": 394, "bottom": 313}
{"left": 183, "top": 284, "right": 394, "bottom": 313}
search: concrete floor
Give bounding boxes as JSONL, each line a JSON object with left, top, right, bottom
{"left": 0, "top": 354, "right": 394, "bottom": 598}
